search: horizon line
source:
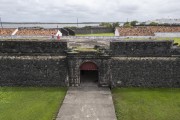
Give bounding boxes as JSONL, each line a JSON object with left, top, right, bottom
{"left": 1, "top": 22, "right": 126, "bottom": 24}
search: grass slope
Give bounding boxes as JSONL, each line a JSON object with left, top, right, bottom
{"left": 0, "top": 87, "right": 67, "bottom": 120}
{"left": 174, "top": 38, "right": 180, "bottom": 45}
{"left": 112, "top": 88, "right": 180, "bottom": 120}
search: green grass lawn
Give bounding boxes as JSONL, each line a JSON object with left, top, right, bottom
{"left": 112, "top": 88, "right": 180, "bottom": 120}
{"left": 76, "top": 33, "right": 114, "bottom": 36}
{"left": 155, "top": 37, "right": 180, "bottom": 45}
{"left": 0, "top": 87, "right": 67, "bottom": 120}
{"left": 173, "top": 38, "right": 180, "bottom": 45}
{"left": 76, "top": 33, "right": 180, "bottom": 45}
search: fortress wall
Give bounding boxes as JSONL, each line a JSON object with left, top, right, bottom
{"left": 110, "top": 41, "right": 174, "bottom": 57}
{"left": 111, "top": 57, "right": 180, "bottom": 88}
{"left": 0, "top": 40, "right": 67, "bottom": 55}
{"left": 0, "top": 56, "right": 68, "bottom": 86}
{"left": 72, "top": 27, "right": 113, "bottom": 34}
{"left": 0, "top": 40, "right": 179, "bottom": 87}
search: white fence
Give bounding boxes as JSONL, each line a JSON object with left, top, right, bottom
{"left": 0, "top": 35, "right": 177, "bottom": 40}
{"left": 154, "top": 32, "right": 180, "bottom": 37}
{"left": 0, "top": 36, "right": 126, "bottom": 40}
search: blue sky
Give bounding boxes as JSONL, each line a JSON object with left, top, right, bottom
{"left": 0, "top": 0, "right": 179, "bottom": 22}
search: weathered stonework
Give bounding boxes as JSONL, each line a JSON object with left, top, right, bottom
{"left": 110, "top": 40, "right": 173, "bottom": 57}
{"left": 111, "top": 57, "right": 180, "bottom": 87}
{"left": 67, "top": 51, "right": 111, "bottom": 87}
{"left": 0, "top": 40, "right": 68, "bottom": 86}
{"left": 0, "top": 40, "right": 67, "bottom": 55}
{"left": 0, "top": 39, "right": 179, "bottom": 87}
{"left": 71, "top": 27, "right": 114, "bottom": 34}
{"left": 0, "top": 56, "right": 68, "bottom": 86}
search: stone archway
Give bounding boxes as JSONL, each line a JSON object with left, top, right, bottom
{"left": 80, "top": 62, "right": 98, "bottom": 85}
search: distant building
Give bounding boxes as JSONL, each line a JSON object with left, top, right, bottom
{"left": 146, "top": 19, "right": 180, "bottom": 25}
{"left": 56, "top": 30, "right": 62, "bottom": 37}
{"left": 115, "top": 28, "right": 120, "bottom": 36}
{"left": 0, "top": 28, "right": 63, "bottom": 37}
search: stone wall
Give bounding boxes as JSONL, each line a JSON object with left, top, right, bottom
{"left": 0, "top": 56, "right": 68, "bottom": 86}
{"left": 0, "top": 40, "right": 68, "bottom": 87}
{"left": 172, "top": 47, "right": 180, "bottom": 55}
{"left": 111, "top": 57, "right": 180, "bottom": 88}
{"left": 72, "top": 27, "right": 113, "bottom": 34}
{"left": 110, "top": 40, "right": 173, "bottom": 57}
{"left": 0, "top": 40, "right": 67, "bottom": 55}
{"left": 0, "top": 40, "right": 179, "bottom": 88}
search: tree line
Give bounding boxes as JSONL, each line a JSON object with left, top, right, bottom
{"left": 99, "top": 21, "right": 180, "bottom": 28}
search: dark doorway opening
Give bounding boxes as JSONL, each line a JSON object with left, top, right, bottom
{"left": 80, "top": 70, "right": 98, "bottom": 84}
{"left": 79, "top": 62, "right": 98, "bottom": 86}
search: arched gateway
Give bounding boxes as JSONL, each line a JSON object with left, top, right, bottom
{"left": 80, "top": 62, "right": 98, "bottom": 84}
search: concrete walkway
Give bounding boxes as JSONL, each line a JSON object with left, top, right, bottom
{"left": 56, "top": 83, "right": 117, "bottom": 120}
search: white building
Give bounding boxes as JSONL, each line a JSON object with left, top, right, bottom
{"left": 56, "top": 30, "right": 62, "bottom": 36}
{"left": 146, "top": 19, "right": 180, "bottom": 24}
{"left": 115, "top": 28, "right": 120, "bottom": 36}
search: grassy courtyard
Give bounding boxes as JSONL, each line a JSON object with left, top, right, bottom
{"left": 76, "top": 33, "right": 180, "bottom": 46}
{"left": 0, "top": 87, "right": 67, "bottom": 120}
{"left": 1, "top": 87, "right": 180, "bottom": 120}
{"left": 112, "top": 88, "right": 180, "bottom": 120}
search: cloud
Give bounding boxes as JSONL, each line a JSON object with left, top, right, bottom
{"left": 0, "top": 0, "right": 179, "bottom": 22}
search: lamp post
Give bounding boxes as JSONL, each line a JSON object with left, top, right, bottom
{"left": 77, "top": 17, "right": 79, "bottom": 27}
{"left": 0, "top": 17, "right": 3, "bottom": 28}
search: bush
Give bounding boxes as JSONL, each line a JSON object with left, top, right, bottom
{"left": 130, "top": 21, "right": 138, "bottom": 26}
{"left": 150, "top": 22, "right": 159, "bottom": 26}
{"left": 99, "top": 22, "right": 112, "bottom": 28}
{"left": 123, "top": 22, "right": 131, "bottom": 27}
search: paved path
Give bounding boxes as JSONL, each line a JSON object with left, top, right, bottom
{"left": 56, "top": 83, "right": 117, "bottom": 120}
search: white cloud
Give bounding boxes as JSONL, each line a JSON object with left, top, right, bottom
{"left": 0, "top": 0, "right": 179, "bottom": 22}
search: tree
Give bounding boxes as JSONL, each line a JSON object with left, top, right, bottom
{"left": 99, "top": 22, "right": 112, "bottom": 28}
{"left": 130, "top": 21, "right": 138, "bottom": 26}
{"left": 123, "top": 22, "right": 131, "bottom": 27}
{"left": 150, "top": 22, "right": 158, "bottom": 26}
{"left": 112, "top": 22, "right": 120, "bottom": 29}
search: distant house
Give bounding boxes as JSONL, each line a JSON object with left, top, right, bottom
{"left": 56, "top": 30, "right": 62, "bottom": 36}
{"left": 146, "top": 19, "right": 180, "bottom": 25}
{"left": 15, "top": 28, "right": 60, "bottom": 36}
{"left": 0, "top": 28, "right": 16, "bottom": 36}
{"left": 115, "top": 28, "right": 120, "bottom": 36}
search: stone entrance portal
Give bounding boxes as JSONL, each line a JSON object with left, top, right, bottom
{"left": 80, "top": 62, "right": 98, "bottom": 85}
{"left": 67, "top": 52, "right": 111, "bottom": 87}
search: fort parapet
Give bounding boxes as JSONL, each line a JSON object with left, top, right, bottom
{"left": 0, "top": 40, "right": 67, "bottom": 55}
{"left": 110, "top": 40, "right": 173, "bottom": 57}
{"left": 0, "top": 39, "right": 179, "bottom": 87}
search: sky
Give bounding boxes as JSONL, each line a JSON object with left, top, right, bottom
{"left": 0, "top": 0, "right": 180, "bottom": 22}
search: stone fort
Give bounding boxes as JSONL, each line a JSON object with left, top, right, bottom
{"left": 0, "top": 39, "right": 179, "bottom": 88}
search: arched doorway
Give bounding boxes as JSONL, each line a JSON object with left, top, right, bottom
{"left": 80, "top": 62, "right": 98, "bottom": 85}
